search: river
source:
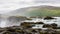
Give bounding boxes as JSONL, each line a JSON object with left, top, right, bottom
{"left": 0, "top": 17, "right": 60, "bottom": 28}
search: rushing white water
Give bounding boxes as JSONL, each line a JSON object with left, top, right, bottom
{"left": 25, "top": 17, "right": 60, "bottom": 27}
{"left": 0, "top": 17, "right": 60, "bottom": 28}
{"left": 0, "top": 21, "right": 6, "bottom": 28}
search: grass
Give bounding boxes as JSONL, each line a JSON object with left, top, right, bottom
{"left": 26, "top": 8, "right": 60, "bottom": 17}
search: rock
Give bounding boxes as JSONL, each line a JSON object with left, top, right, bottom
{"left": 44, "top": 16, "right": 55, "bottom": 20}
{"left": 40, "top": 28, "right": 57, "bottom": 34}
{"left": 40, "top": 31, "right": 47, "bottom": 34}
{"left": 21, "top": 22, "right": 33, "bottom": 29}
{"left": 43, "top": 24, "right": 52, "bottom": 28}
{"left": 21, "top": 21, "right": 44, "bottom": 24}
{"left": 51, "top": 23, "right": 57, "bottom": 29}
{"left": 15, "top": 29, "right": 25, "bottom": 34}
{"left": 26, "top": 18, "right": 32, "bottom": 20}
{"left": 31, "top": 30, "right": 37, "bottom": 32}
{"left": 51, "top": 23, "right": 57, "bottom": 27}
{"left": 3, "top": 31, "right": 11, "bottom": 34}
{"left": 43, "top": 23, "right": 58, "bottom": 29}
{"left": 7, "top": 28, "right": 16, "bottom": 32}
{"left": 56, "top": 27, "right": 60, "bottom": 29}
{"left": 0, "top": 28, "right": 6, "bottom": 33}
{"left": 3, "top": 31, "right": 20, "bottom": 34}
{"left": 35, "top": 22, "right": 44, "bottom": 24}
{"left": 45, "top": 29, "right": 57, "bottom": 34}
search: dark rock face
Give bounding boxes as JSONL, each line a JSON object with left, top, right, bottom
{"left": 51, "top": 23, "right": 57, "bottom": 27}
{"left": 51, "top": 23, "right": 57, "bottom": 29}
{"left": 31, "top": 30, "right": 37, "bottom": 33}
{"left": 21, "top": 22, "right": 33, "bottom": 29}
{"left": 57, "top": 27, "right": 60, "bottom": 29}
{"left": 21, "top": 22, "right": 44, "bottom": 24}
{"left": 40, "top": 28, "right": 58, "bottom": 34}
{"left": 2, "top": 27, "right": 24, "bottom": 34}
{"left": 43, "top": 23, "right": 58, "bottom": 29}
{"left": 44, "top": 16, "right": 55, "bottom": 20}
{"left": 43, "top": 24, "right": 52, "bottom": 28}
{"left": 0, "top": 25, "right": 60, "bottom": 34}
{"left": 7, "top": 29, "right": 16, "bottom": 32}
{"left": 3, "top": 31, "right": 11, "bottom": 34}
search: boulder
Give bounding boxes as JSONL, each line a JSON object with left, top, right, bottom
{"left": 44, "top": 16, "right": 55, "bottom": 20}
{"left": 35, "top": 22, "right": 44, "bottom": 24}
{"left": 43, "top": 24, "right": 52, "bottom": 28}
{"left": 51, "top": 23, "right": 57, "bottom": 29}
{"left": 51, "top": 23, "right": 57, "bottom": 27}
{"left": 7, "top": 28, "right": 16, "bottom": 32}
{"left": 3, "top": 31, "right": 11, "bottom": 34}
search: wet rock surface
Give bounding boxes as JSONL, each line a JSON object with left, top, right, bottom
{"left": 44, "top": 16, "right": 55, "bottom": 20}
{"left": 0, "top": 16, "right": 60, "bottom": 34}
{"left": 0, "top": 22, "right": 60, "bottom": 34}
{"left": 0, "top": 27, "right": 60, "bottom": 34}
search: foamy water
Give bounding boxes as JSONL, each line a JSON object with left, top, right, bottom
{"left": 25, "top": 17, "right": 60, "bottom": 27}
{"left": 0, "top": 17, "right": 60, "bottom": 28}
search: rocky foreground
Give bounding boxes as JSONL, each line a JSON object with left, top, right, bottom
{"left": 0, "top": 16, "right": 60, "bottom": 34}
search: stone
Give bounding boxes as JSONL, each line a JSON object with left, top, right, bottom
{"left": 44, "top": 16, "right": 55, "bottom": 20}
{"left": 43, "top": 24, "right": 52, "bottom": 28}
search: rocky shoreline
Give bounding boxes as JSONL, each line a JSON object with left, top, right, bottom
{"left": 0, "top": 16, "right": 60, "bottom": 34}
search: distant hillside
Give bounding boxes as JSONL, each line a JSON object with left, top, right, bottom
{"left": 6, "top": 5, "right": 60, "bottom": 17}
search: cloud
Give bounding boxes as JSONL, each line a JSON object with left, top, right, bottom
{"left": 33, "top": 0, "right": 60, "bottom": 4}
{"left": 0, "top": 0, "right": 60, "bottom": 14}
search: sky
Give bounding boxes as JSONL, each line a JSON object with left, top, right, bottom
{"left": 0, "top": 0, "right": 60, "bottom": 14}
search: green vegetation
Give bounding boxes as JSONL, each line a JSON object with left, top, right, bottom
{"left": 26, "top": 6, "right": 60, "bottom": 17}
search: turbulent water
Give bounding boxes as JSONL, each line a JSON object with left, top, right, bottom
{"left": 0, "top": 17, "right": 60, "bottom": 28}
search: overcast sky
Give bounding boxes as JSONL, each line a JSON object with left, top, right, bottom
{"left": 0, "top": 0, "right": 60, "bottom": 14}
